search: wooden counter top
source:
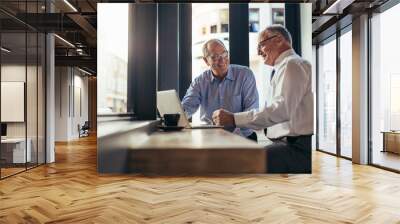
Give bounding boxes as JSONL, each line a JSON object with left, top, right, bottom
{"left": 138, "top": 128, "right": 263, "bottom": 149}
{"left": 98, "top": 120, "right": 266, "bottom": 174}
{"left": 127, "top": 128, "right": 266, "bottom": 174}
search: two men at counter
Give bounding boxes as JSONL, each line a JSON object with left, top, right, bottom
{"left": 182, "top": 39, "right": 259, "bottom": 141}
{"left": 183, "top": 25, "right": 313, "bottom": 173}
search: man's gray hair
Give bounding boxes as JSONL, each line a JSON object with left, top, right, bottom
{"left": 202, "top": 39, "right": 227, "bottom": 57}
{"left": 262, "top": 24, "right": 292, "bottom": 45}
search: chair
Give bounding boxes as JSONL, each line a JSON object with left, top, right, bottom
{"left": 79, "top": 121, "right": 90, "bottom": 138}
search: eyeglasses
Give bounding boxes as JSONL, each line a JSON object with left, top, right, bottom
{"left": 207, "top": 51, "right": 229, "bottom": 61}
{"left": 257, "top": 35, "right": 278, "bottom": 52}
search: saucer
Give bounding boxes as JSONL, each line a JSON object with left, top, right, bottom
{"left": 158, "top": 125, "right": 185, "bottom": 131}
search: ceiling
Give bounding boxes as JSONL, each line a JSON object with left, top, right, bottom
{"left": 0, "top": 0, "right": 395, "bottom": 74}
{"left": 311, "top": 0, "right": 391, "bottom": 43}
{"left": 0, "top": 0, "right": 98, "bottom": 74}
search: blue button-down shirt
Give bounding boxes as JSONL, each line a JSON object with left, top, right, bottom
{"left": 182, "top": 64, "right": 259, "bottom": 137}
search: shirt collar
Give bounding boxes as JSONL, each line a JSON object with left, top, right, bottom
{"left": 273, "top": 49, "right": 296, "bottom": 69}
{"left": 209, "top": 65, "right": 235, "bottom": 83}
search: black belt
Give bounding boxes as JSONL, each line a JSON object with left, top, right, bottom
{"left": 268, "top": 135, "right": 312, "bottom": 144}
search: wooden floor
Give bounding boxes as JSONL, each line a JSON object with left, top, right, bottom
{"left": 1, "top": 167, "right": 26, "bottom": 178}
{"left": 372, "top": 150, "right": 400, "bottom": 171}
{"left": 1, "top": 163, "right": 45, "bottom": 178}
{"left": 1, "top": 135, "right": 400, "bottom": 223}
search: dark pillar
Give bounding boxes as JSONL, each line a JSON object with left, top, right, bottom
{"left": 128, "top": 4, "right": 157, "bottom": 120}
{"left": 178, "top": 3, "right": 192, "bottom": 99}
{"left": 285, "top": 4, "right": 302, "bottom": 56}
{"left": 229, "top": 3, "right": 249, "bottom": 67}
{"left": 158, "top": 4, "right": 179, "bottom": 92}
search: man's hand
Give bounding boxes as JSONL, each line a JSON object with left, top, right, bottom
{"left": 212, "top": 109, "right": 235, "bottom": 126}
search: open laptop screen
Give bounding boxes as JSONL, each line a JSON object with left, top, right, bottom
{"left": 156, "top": 90, "right": 190, "bottom": 127}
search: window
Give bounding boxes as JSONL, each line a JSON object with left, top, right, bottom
{"left": 202, "top": 27, "right": 207, "bottom": 35}
{"left": 339, "top": 29, "right": 352, "bottom": 158}
{"left": 1, "top": 31, "right": 28, "bottom": 177}
{"left": 271, "top": 8, "right": 285, "bottom": 25}
{"left": 210, "top": 25, "right": 217, "bottom": 33}
{"left": 249, "top": 8, "right": 260, "bottom": 33}
{"left": 390, "top": 75, "right": 400, "bottom": 130}
{"left": 371, "top": 4, "right": 400, "bottom": 171}
{"left": 0, "top": 1, "right": 46, "bottom": 179}
{"left": 248, "top": 3, "right": 284, "bottom": 110}
{"left": 317, "top": 38, "right": 337, "bottom": 154}
{"left": 314, "top": 27, "right": 352, "bottom": 159}
{"left": 221, "top": 24, "right": 229, "bottom": 33}
{"left": 97, "top": 4, "right": 129, "bottom": 114}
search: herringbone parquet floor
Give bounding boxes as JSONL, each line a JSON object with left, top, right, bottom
{"left": 1, "top": 134, "right": 400, "bottom": 223}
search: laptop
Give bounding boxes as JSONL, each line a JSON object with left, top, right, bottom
{"left": 157, "top": 90, "right": 223, "bottom": 129}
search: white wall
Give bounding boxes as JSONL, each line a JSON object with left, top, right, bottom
{"left": 55, "top": 67, "right": 89, "bottom": 141}
{"left": 55, "top": 66, "right": 69, "bottom": 141}
{"left": 72, "top": 73, "right": 89, "bottom": 138}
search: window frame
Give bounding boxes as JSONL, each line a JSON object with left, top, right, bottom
{"left": 0, "top": 1, "right": 47, "bottom": 179}
{"left": 368, "top": 0, "right": 400, "bottom": 173}
{"left": 315, "top": 24, "right": 353, "bottom": 161}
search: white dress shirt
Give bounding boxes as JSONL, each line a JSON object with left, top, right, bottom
{"left": 234, "top": 49, "right": 314, "bottom": 139}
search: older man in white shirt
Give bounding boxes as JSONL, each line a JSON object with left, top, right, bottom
{"left": 212, "top": 25, "right": 313, "bottom": 173}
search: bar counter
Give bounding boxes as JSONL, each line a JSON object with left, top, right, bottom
{"left": 98, "top": 120, "right": 265, "bottom": 174}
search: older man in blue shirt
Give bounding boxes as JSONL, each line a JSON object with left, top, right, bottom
{"left": 182, "top": 39, "right": 259, "bottom": 141}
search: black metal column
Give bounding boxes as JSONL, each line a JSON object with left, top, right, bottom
{"left": 128, "top": 4, "right": 158, "bottom": 120}
{"left": 285, "top": 4, "right": 302, "bottom": 56}
{"left": 336, "top": 30, "right": 341, "bottom": 157}
{"left": 158, "top": 4, "right": 179, "bottom": 92}
{"left": 229, "top": 3, "right": 249, "bottom": 67}
{"left": 178, "top": 3, "right": 192, "bottom": 99}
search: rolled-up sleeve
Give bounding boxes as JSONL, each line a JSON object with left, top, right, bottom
{"left": 181, "top": 77, "right": 202, "bottom": 118}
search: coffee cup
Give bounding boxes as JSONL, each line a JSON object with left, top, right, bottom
{"left": 163, "top": 113, "right": 180, "bottom": 126}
